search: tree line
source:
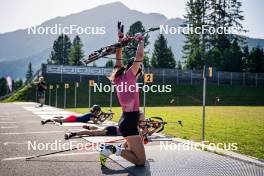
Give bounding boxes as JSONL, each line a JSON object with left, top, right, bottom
{"left": 44, "top": 0, "right": 264, "bottom": 72}
{"left": 183, "top": 0, "right": 264, "bottom": 72}
{"left": 47, "top": 35, "right": 84, "bottom": 65}
{"left": 46, "top": 21, "right": 177, "bottom": 69}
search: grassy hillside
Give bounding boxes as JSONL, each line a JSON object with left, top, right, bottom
{"left": 2, "top": 83, "right": 264, "bottom": 107}
{"left": 2, "top": 84, "right": 36, "bottom": 102}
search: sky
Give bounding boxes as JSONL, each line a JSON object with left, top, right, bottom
{"left": 0, "top": 0, "right": 263, "bottom": 39}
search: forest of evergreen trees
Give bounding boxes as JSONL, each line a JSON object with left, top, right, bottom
{"left": 45, "top": 0, "right": 264, "bottom": 72}
{"left": 182, "top": 0, "right": 264, "bottom": 72}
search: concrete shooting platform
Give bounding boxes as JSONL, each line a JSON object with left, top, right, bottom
{"left": 0, "top": 102, "right": 263, "bottom": 176}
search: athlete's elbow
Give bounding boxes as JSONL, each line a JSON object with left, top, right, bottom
{"left": 136, "top": 52, "right": 144, "bottom": 60}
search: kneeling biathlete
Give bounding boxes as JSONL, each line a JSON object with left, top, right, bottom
{"left": 100, "top": 21, "right": 147, "bottom": 166}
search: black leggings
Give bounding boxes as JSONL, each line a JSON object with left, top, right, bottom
{"left": 105, "top": 126, "right": 118, "bottom": 136}
{"left": 118, "top": 111, "right": 140, "bottom": 137}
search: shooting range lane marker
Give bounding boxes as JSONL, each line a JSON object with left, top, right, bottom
{"left": 24, "top": 106, "right": 59, "bottom": 111}
{"left": 22, "top": 104, "right": 81, "bottom": 122}
{"left": 3, "top": 141, "right": 29, "bottom": 146}
{"left": 2, "top": 152, "right": 98, "bottom": 161}
{"left": 29, "top": 111, "right": 76, "bottom": 115}
{"left": 0, "top": 117, "right": 10, "bottom": 120}
{"left": 0, "top": 131, "right": 64, "bottom": 135}
{"left": 1, "top": 126, "right": 18, "bottom": 129}
{"left": 82, "top": 136, "right": 124, "bottom": 144}
{"left": 0, "top": 121, "right": 40, "bottom": 124}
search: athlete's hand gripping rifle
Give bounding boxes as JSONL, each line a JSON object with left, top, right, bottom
{"left": 95, "top": 110, "right": 115, "bottom": 123}
{"left": 139, "top": 117, "right": 183, "bottom": 139}
{"left": 80, "top": 25, "right": 160, "bottom": 65}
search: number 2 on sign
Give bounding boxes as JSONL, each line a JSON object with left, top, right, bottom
{"left": 144, "top": 74, "right": 153, "bottom": 83}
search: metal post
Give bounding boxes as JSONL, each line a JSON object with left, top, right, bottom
{"left": 217, "top": 72, "right": 220, "bottom": 87}
{"left": 202, "top": 66, "right": 206, "bottom": 142}
{"left": 143, "top": 83, "right": 146, "bottom": 116}
{"left": 55, "top": 86, "right": 58, "bottom": 108}
{"left": 64, "top": 87, "right": 66, "bottom": 109}
{"left": 88, "top": 85, "right": 91, "bottom": 108}
{"left": 60, "top": 65, "right": 63, "bottom": 83}
{"left": 48, "top": 88, "right": 51, "bottom": 106}
{"left": 74, "top": 84, "right": 77, "bottom": 108}
{"left": 44, "top": 92, "right": 46, "bottom": 105}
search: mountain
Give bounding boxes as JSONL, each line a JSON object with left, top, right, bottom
{"left": 0, "top": 2, "right": 264, "bottom": 79}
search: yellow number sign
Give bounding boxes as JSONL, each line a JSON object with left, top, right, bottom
{"left": 144, "top": 73, "right": 153, "bottom": 83}
{"left": 209, "top": 67, "right": 213, "bottom": 78}
{"left": 89, "top": 80, "right": 95, "bottom": 87}
{"left": 65, "top": 83, "right": 69, "bottom": 89}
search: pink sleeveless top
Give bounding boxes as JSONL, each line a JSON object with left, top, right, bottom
{"left": 113, "top": 68, "right": 140, "bottom": 112}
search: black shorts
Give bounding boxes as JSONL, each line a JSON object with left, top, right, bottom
{"left": 37, "top": 91, "right": 45, "bottom": 98}
{"left": 105, "top": 126, "right": 118, "bottom": 136}
{"left": 118, "top": 111, "right": 140, "bottom": 137}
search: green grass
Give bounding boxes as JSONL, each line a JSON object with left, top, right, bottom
{"left": 69, "top": 106, "right": 264, "bottom": 159}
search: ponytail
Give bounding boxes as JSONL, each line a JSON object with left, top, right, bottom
{"left": 108, "top": 66, "right": 126, "bottom": 81}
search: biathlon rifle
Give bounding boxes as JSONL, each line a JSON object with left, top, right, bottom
{"left": 98, "top": 110, "right": 115, "bottom": 121}
{"left": 80, "top": 27, "right": 160, "bottom": 65}
{"left": 141, "top": 117, "right": 183, "bottom": 135}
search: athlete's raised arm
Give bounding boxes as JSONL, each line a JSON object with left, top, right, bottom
{"left": 115, "top": 21, "right": 124, "bottom": 68}
{"left": 131, "top": 33, "right": 144, "bottom": 76}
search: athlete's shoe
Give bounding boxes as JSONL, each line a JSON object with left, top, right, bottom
{"left": 99, "top": 144, "right": 116, "bottom": 166}
{"left": 59, "top": 120, "right": 63, "bottom": 125}
{"left": 41, "top": 120, "right": 46, "bottom": 125}
{"left": 99, "top": 143, "right": 124, "bottom": 166}
{"left": 99, "top": 144, "right": 115, "bottom": 157}
{"left": 99, "top": 154, "right": 107, "bottom": 166}
{"left": 41, "top": 119, "right": 52, "bottom": 125}
{"left": 64, "top": 132, "right": 76, "bottom": 140}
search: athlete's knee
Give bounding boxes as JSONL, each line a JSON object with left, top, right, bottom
{"left": 135, "top": 160, "right": 145, "bottom": 166}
